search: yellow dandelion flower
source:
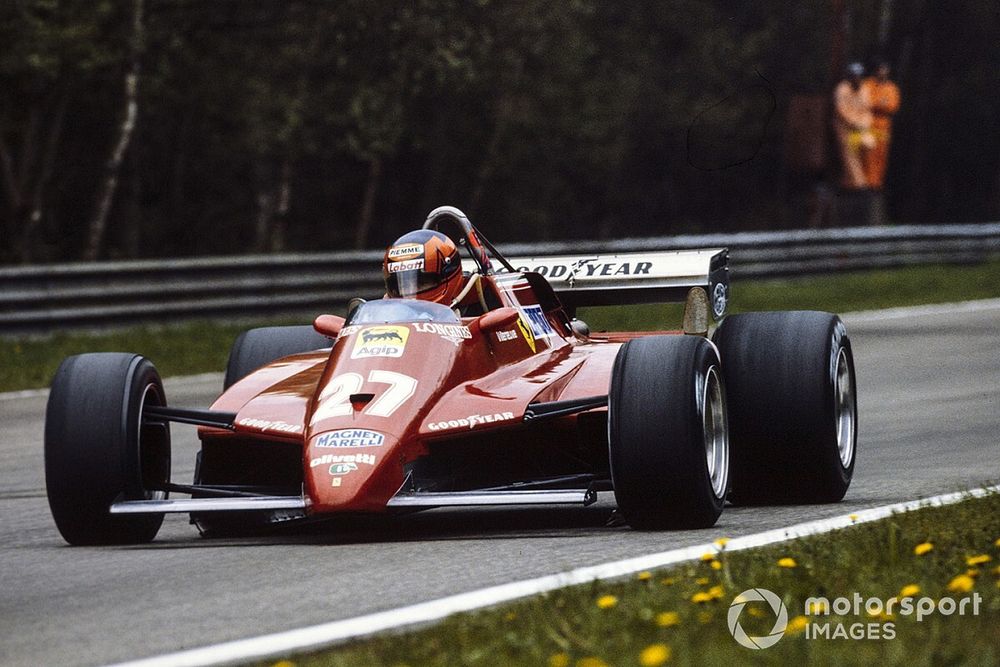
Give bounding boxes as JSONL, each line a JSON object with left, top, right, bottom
{"left": 548, "top": 654, "right": 570, "bottom": 667}
{"left": 806, "top": 600, "right": 828, "bottom": 614}
{"left": 655, "top": 611, "right": 680, "bottom": 627}
{"left": 966, "top": 568, "right": 980, "bottom": 578}
{"left": 576, "top": 658, "right": 608, "bottom": 667}
{"left": 637, "top": 571, "right": 653, "bottom": 581}
{"left": 707, "top": 585, "right": 725, "bottom": 600}
{"left": 700, "top": 552, "right": 715, "bottom": 562}
{"left": 690, "top": 591, "right": 714, "bottom": 604}
{"left": 710, "top": 560, "right": 722, "bottom": 571}
{"left": 899, "top": 584, "right": 921, "bottom": 597}
{"left": 947, "top": 574, "right": 975, "bottom": 593}
{"left": 786, "top": 616, "right": 809, "bottom": 634}
{"left": 596, "top": 595, "right": 618, "bottom": 609}
{"left": 995, "top": 537, "right": 1000, "bottom": 548}
{"left": 271, "top": 662, "right": 295, "bottom": 667}
{"left": 695, "top": 577, "right": 710, "bottom": 585}
{"left": 777, "top": 557, "right": 797, "bottom": 568}
{"left": 914, "top": 542, "right": 933, "bottom": 556}
{"left": 747, "top": 606, "right": 766, "bottom": 618}
{"left": 660, "top": 577, "right": 676, "bottom": 586}
{"left": 639, "top": 643, "right": 672, "bottom": 666}
{"left": 848, "top": 513, "right": 859, "bottom": 522}
{"left": 714, "top": 537, "right": 731, "bottom": 548}
{"left": 992, "top": 566, "right": 1000, "bottom": 577}
{"left": 967, "top": 554, "right": 992, "bottom": 566}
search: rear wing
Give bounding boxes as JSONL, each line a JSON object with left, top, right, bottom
{"left": 469, "top": 249, "right": 730, "bottom": 318}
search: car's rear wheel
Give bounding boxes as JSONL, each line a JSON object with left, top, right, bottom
{"left": 223, "top": 325, "right": 332, "bottom": 389}
{"left": 608, "top": 335, "right": 729, "bottom": 529}
{"left": 713, "top": 311, "right": 857, "bottom": 504}
{"left": 45, "top": 353, "right": 171, "bottom": 545}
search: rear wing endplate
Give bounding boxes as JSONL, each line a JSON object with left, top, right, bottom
{"left": 468, "top": 249, "right": 729, "bottom": 317}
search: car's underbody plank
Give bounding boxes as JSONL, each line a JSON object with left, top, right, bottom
{"left": 109, "top": 496, "right": 306, "bottom": 514}
{"left": 387, "top": 487, "right": 597, "bottom": 507}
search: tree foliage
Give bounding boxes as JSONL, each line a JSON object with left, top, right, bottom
{"left": 1, "top": 0, "right": 998, "bottom": 263}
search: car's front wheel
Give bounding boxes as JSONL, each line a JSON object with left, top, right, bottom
{"left": 608, "top": 335, "right": 729, "bottom": 529}
{"left": 45, "top": 353, "right": 171, "bottom": 545}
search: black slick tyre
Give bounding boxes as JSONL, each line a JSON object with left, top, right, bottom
{"left": 608, "top": 335, "right": 729, "bottom": 529}
{"left": 713, "top": 311, "right": 857, "bottom": 504}
{"left": 44, "top": 353, "right": 171, "bottom": 545}
{"left": 223, "top": 325, "right": 331, "bottom": 389}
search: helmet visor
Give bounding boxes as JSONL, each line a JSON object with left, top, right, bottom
{"left": 385, "top": 261, "right": 445, "bottom": 298}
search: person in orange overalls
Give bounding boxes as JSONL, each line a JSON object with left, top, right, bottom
{"left": 861, "top": 61, "right": 900, "bottom": 190}
{"left": 833, "top": 63, "right": 873, "bottom": 190}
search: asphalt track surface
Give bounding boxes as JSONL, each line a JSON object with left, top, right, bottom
{"left": 1, "top": 301, "right": 998, "bottom": 667}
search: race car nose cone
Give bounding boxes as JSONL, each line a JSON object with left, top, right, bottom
{"left": 304, "top": 429, "right": 403, "bottom": 513}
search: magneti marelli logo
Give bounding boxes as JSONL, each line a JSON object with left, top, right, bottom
{"left": 728, "top": 588, "right": 789, "bottom": 649}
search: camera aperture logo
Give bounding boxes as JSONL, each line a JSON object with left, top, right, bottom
{"left": 728, "top": 588, "right": 788, "bottom": 649}
{"left": 728, "top": 588, "right": 983, "bottom": 649}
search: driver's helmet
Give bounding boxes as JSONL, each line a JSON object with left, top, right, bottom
{"left": 383, "top": 230, "right": 464, "bottom": 305}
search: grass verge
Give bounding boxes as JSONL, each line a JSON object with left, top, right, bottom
{"left": 260, "top": 492, "right": 1000, "bottom": 666}
{"left": 3, "top": 259, "right": 999, "bottom": 392}
{"left": 0, "top": 318, "right": 302, "bottom": 393}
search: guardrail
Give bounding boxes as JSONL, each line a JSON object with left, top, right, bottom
{"left": 2, "top": 223, "right": 999, "bottom": 334}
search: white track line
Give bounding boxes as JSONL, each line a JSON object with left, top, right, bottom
{"left": 843, "top": 297, "right": 1000, "bottom": 322}
{"left": 109, "top": 484, "right": 1000, "bottom": 667}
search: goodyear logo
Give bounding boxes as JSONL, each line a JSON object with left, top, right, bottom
{"left": 507, "top": 259, "right": 654, "bottom": 281}
{"left": 427, "top": 411, "right": 516, "bottom": 431}
{"left": 352, "top": 326, "right": 409, "bottom": 359}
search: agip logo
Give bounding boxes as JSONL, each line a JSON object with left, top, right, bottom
{"left": 727, "top": 588, "right": 789, "bottom": 650}
{"left": 352, "top": 326, "right": 409, "bottom": 359}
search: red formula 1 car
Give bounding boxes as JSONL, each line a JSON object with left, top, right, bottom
{"left": 44, "top": 207, "right": 857, "bottom": 545}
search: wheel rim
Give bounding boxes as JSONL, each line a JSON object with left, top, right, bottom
{"left": 702, "top": 366, "right": 729, "bottom": 499}
{"left": 137, "top": 383, "right": 170, "bottom": 500}
{"left": 834, "top": 347, "right": 856, "bottom": 468}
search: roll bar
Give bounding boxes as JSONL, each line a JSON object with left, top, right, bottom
{"left": 422, "top": 206, "right": 515, "bottom": 275}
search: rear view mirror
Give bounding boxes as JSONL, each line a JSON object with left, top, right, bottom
{"left": 313, "top": 314, "right": 345, "bottom": 338}
{"left": 475, "top": 307, "right": 519, "bottom": 332}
